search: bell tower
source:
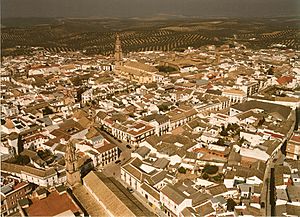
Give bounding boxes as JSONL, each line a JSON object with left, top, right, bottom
{"left": 65, "top": 141, "right": 81, "bottom": 187}
{"left": 114, "top": 33, "right": 123, "bottom": 67}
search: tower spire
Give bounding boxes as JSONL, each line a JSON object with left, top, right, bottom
{"left": 114, "top": 33, "right": 123, "bottom": 66}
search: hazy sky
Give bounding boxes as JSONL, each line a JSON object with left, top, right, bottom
{"left": 2, "top": 0, "right": 299, "bottom": 18}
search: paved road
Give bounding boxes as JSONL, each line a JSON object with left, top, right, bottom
{"left": 100, "top": 163, "right": 165, "bottom": 216}
{"left": 98, "top": 130, "right": 167, "bottom": 216}
{"left": 100, "top": 130, "right": 132, "bottom": 161}
{"left": 102, "top": 162, "right": 121, "bottom": 178}
{"left": 261, "top": 111, "right": 295, "bottom": 216}
{"left": 99, "top": 130, "right": 133, "bottom": 179}
{"left": 261, "top": 140, "right": 289, "bottom": 216}
{"left": 260, "top": 152, "right": 281, "bottom": 216}
{"left": 99, "top": 151, "right": 165, "bottom": 216}
{"left": 101, "top": 130, "right": 127, "bottom": 151}
{"left": 132, "top": 191, "right": 167, "bottom": 217}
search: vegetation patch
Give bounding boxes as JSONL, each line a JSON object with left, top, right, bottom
{"left": 155, "top": 65, "right": 177, "bottom": 73}
{"left": 202, "top": 164, "right": 219, "bottom": 175}
{"left": 178, "top": 166, "right": 187, "bottom": 174}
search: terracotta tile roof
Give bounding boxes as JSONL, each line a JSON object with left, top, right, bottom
{"left": 277, "top": 75, "right": 293, "bottom": 85}
{"left": 72, "top": 185, "right": 108, "bottom": 216}
{"left": 142, "top": 114, "right": 170, "bottom": 124}
{"left": 123, "top": 164, "right": 143, "bottom": 181}
{"left": 223, "top": 88, "right": 246, "bottom": 95}
{"left": 145, "top": 135, "right": 160, "bottom": 147}
{"left": 161, "top": 184, "right": 187, "bottom": 205}
{"left": 194, "top": 202, "right": 215, "bottom": 216}
{"left": 1, "top": 162, "right": 56, "bottom": 178}
{"left": 232, "top": 100, "right": 292, "bottom": 119}
{"left": 83, "top": 171, "right": 154, "bottom": 216}
{"left": 124, "top": 61, "right": 158, "bottom": 73}
{"left": 127, "top": 123, "right": 154, "bottom": 137}
{"left": 141, "top": 183, "right": 160, "bottom": 201}
{"left": 290, "top": 134, "right": 300, "bottom": 143}
{"left": 95, "top": 142, "right": 117, "bottom": 153}
{"left": 207, "top": 184, "right": 228, "bottom": 196}
{"left": 26, "top": 191, "right": 81, "bottom": 216}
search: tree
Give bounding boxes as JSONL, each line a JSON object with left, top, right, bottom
{"left": 238, "top": 137, "right": 245, "bottom": 145}
{"left": 226, "top": 123, "right": 239, "bottom": 132}
{"left": 43, "top": 106, "right": 54, "bottom": 115}
{"left": 76, "top": 88, "right": 86, "bottom": 103}
{"left": 173, "top": 48, "right": 185, "bottom": 52}
{"left": 178, "top": 167, "right": 186, "bottom": 174}
{"left": 158, "top": 104, "right": 169, "bottom": 112}
{"left": 16, "top": 155, "right": 30, "bottom": 165}
{"left": 129, "top": 113, "right": 135, "bottom": 118}
{"left": 220, "top": 130, "right": 228, "bottom": 137}
{"left": 17, "top": 134, "right": 24, "bottom": 154}
{"left": 155, "top": 65, "right": 177, "bottom": 73}
{"left": 227, "top": 198, "right": 237, "bottom": 211}
{"left": 258, "top": 117, "right": 265, "bottom": 126}
{"left": 220, "top": 125, "right": 228, "bottom": 136}
{"left": 203, "top": 164, "right": 219, "bottom": 175}
{"left": 216, "top": 138, "right": 225, "bottom": 146}
{"left": 267, "top": 66, "right": 274, "bottom": 75}
{"left": 71, "top": 76, "right": 83, "bottom": 86}
{"left": 202, "top": 173, "right": 209, "bottom": 180}
{"left": 213, "top": 174, "right": 223, "bottom": 182}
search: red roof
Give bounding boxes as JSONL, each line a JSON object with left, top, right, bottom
{"left": 12, "top": 182, "right": 27, "bottom": 190}
{"left": 193, "top": 147, "right": 225, "bottom": 155}
{"left": 96, "top": 142, "right": 117, "bottom": 153}
{"left": 264, "top": 132, "right": 284, "bottom": 139}
{"left": 206, "top": 83, "right": 213, "bottom": 89}
{"left": 26, "top": 191, "right": 81, "bottom": 216}
{"left": 277, "top": 76, "right": 293, "bottom": 85}
{"left": 290, "top": 135, "right": 300, "bottom": 143}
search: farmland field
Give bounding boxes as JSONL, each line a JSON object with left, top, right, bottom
{"left": 1, "top": 17, "right": 299, "bottom": 56}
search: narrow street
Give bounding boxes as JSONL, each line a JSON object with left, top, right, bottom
{"left": 100, "top": 130, "right": 132, "bottom": 162}
{"left": 99, "top": 130, "right": 132, "bottom": 178}
{"left": 102, "top": 163, "right": 165, "bottom": 217}
{"left": 260, "top": 140, "right": 289, "bottom": 216}
{"left": 100, "top": 130, "right": 127, "bottom": 151}
{"left": 98, "top": 131, "right": 164, "bottom": 216}
{"left": 260, "top": 151, "right": 281, "bottom": 216}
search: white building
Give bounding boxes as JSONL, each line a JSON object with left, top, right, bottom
{"left": 222, "top": 89, "right": 246, "bottom": 104}
{"left": 1, "top": 162, "right": 66, "bottom": 187}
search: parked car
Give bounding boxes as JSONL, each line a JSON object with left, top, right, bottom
{"left": 127, "top": 187, "right": 134, "bottom": 193}
{"left": 115, "top": 160, "right": 121, "bottom": 164}
{"left": 126, "top": 144, "right": 132, "bottom": 149}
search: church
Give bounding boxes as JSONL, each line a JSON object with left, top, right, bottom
{"left": 114, "top": 34, "right": 161, "bottom": 84}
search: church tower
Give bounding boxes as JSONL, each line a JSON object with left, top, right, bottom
{"left": 114, "top": 33, "right": 123, "bottom": 67}
{"left": 65, "top": 141, "right": 81, "bottom": 187}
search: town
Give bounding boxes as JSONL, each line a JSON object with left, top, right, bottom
{"left": 1, "top": 34, "right": 300, "bottom": 217}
